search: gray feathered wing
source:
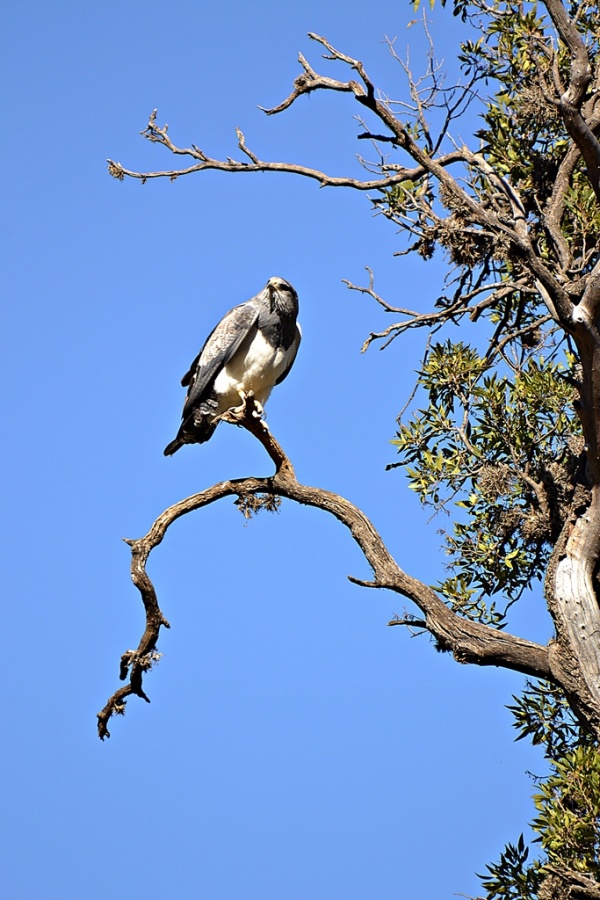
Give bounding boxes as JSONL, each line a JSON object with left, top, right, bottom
{"left": 164, "top": 301, "right": 259, "bottom": 455}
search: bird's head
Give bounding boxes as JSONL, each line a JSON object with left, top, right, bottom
{"left": 266, "top": 277, "right": 298, "bottom": 313}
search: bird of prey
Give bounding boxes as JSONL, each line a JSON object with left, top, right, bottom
{"left": 164, "top": 277, "right": 301, "bottom": 455}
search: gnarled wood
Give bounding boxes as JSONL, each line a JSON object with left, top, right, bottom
{"left": 98, "top": 399, "right": 552, "bottom": 739}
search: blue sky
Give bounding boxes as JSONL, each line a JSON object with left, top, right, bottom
{"left": 2, "top": 2, "right": 552, "bottom": 898}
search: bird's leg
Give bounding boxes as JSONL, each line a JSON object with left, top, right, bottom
{"left": 232, "top": 390, "right": 263, "bottom": 418}
{"left": 217, "top": 391, "right": 267, "bottom": 428}
{"left": 242, "top": 391, "right": 264, "bottom": 418}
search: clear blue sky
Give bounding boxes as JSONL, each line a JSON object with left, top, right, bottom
{"left": 2, "top": 2, "right": 552, "bottom": 898}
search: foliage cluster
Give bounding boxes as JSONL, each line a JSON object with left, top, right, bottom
{"left": 481, "top": 705, "right": 600, "bottom": 898}
{"left": 393, "top": 342, "right": 579, "bottom": 626}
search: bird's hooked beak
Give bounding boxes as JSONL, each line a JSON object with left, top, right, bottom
{"left": 265, "top": 277, "right": 296, "bottom": 312}
{"left": 267, "top": 279, "right": 279, "bottom": 309}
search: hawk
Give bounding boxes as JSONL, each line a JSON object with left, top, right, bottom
{"left": 164, "top": 277, "right": 301, "bottom": 455}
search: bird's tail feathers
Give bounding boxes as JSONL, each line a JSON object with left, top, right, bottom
{"left": 163, "top": 438, "right": 183, "bottom": 456}
{"left": 163, "top": 409, "right": 219, "bottom": 456}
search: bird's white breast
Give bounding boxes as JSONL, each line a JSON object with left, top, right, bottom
{"left": 212, "top": 330, "right": 290, "bottom": 412}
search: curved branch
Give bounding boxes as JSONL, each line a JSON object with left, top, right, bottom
{"left": 98, "top": 397, "right": 553, "bottom": 739}
{"left": 260, "top": 33, "right": 376, "bottom": 114}
{"left": 543, "top": 0, "right": 600, "bottom": 200}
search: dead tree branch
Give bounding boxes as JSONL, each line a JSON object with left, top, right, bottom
{"left": 108, "top": 29, "right": 577, "bottom": 329}
{"left": 107, "top": 110, "right": 466, "bottom": 192}
{"left": 98, "top": 396, "right": 553, "bottom": 739}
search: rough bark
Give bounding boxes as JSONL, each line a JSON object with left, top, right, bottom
{"left": 547, "top": 268, "right": 600, "bottom": 734}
